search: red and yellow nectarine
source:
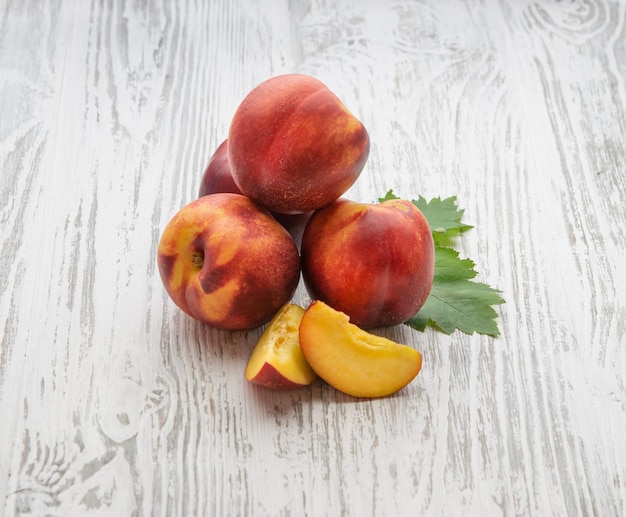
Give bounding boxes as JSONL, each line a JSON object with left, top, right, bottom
{"left": 157, "top": 193, "right": 300, "bottom": 330}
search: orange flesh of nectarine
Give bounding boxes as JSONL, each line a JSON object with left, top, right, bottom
{"left": 299, "top": 301, "right": 422, "bottom": 398}
{"left": 245, "top": 303, "right": 317, "bottom": 389}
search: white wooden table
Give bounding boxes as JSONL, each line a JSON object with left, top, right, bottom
{"left": 1, "top": 1, "right": 625, "bottom": 515}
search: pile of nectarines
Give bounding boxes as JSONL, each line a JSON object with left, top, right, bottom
{"left": 157, "top": 74, "right": 434, "bottom": 398}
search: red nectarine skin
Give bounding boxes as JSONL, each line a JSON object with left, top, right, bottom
{"left": 228, "top": 74, "right": 370, "bottom": 214}
{"left": 157, "top": 193, "right": 300, "bottom": 330}
{"left": 198, "top": 139, "right": 243, "bottom": 197}
{"left": 301, "top": 198, "right": 435, "bottom": 329}
{"left": 248, "top": 362, "right": 309, "bottom": 391}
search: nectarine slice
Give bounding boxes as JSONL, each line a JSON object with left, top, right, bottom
{"left": 245, "top": 303, "right": 317, "bottom": 390}
{"left": 299, "top": 301, "right": 422, "bottom": 398}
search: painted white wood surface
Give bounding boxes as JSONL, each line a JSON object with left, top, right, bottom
{"left": 1, "top": 0, "right": 625, "bottom": 515}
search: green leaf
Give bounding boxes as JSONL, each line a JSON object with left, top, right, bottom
{"left": 429, "top": 246, "right": 477, "bottom": 281}
{"left": 406, "top": 247, "right": 505, "bottom": 337}
{"left": 378, "top": 189, "right": 400, "bottom": 202}
{"left": 414, "top": 196, "right": 473, "bottom": 247}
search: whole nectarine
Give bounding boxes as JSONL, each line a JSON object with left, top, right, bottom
{"left": 157, "top": 193, "right": 300, "bottom": 330}
{"left": 301, "top": 198, "right": 435, "bottom": 328}
{"left": 228, "top": 74, "right": 370, "bottom": 214}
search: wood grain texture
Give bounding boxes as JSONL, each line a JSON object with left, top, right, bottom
{"left": 0, "top": 0, "right": 624, "bottom": 515}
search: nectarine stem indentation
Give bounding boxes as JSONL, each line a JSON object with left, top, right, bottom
{"left": 191, "top": 252, "right": 204, "bottom": 268}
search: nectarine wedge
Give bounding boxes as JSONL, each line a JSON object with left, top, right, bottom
{"left": 245, "top": 303, "right": 317, "bottom": 390}
{"left": 299, "top": 301, "right": 422, "bottom": 398}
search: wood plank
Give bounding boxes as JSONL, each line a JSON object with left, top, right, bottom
{"left": 0, "top": 0, "right": 624, "bottom": 515}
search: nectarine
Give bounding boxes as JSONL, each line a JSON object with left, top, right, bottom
{"left": 157, "top": 193, "right": 300, "bottom": 330}
{"left": 228, "top": 74, "right": 369, "bottom": 214}
{"left": 301, "top": 197, "right": 435, "bottom": 328}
